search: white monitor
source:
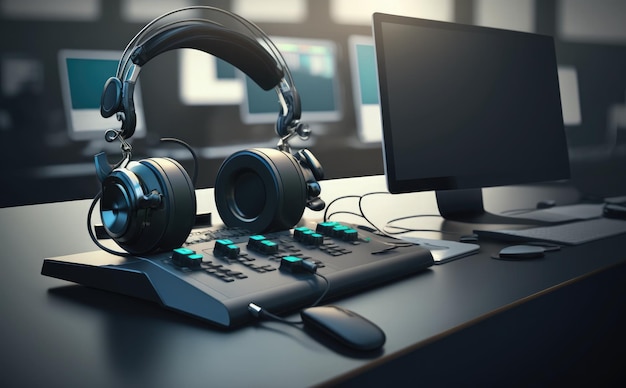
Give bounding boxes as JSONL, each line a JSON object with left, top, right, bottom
{"left": 239, "top": 37, "right": 341, "bottom": 125}
{"left": 58, "top": 49, "right": 146, "bottom": 140}
{"left": 348, "top": 35, "right": 382, "bottom": 143}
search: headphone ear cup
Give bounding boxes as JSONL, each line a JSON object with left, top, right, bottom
{"left": 101, "top": 77, "right": 123, "bottom": 118}
{"left": 100, "top": 157, "right": 196, "bottom": 254}
{"left": 214, "top": 148, "right": 307, "bottom": 233}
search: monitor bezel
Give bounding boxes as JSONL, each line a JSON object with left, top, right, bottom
{"left": 372, "top": 12, "right": 571, "bottom": 196}
{"left": 58, "top": 49, "right": 146, "bottom": 141}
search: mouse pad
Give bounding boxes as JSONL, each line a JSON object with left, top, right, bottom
{"left": 397, "top": 235, "right": 480, "bottom": 264}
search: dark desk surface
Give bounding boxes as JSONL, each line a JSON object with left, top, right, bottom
{"left": 2, "top": 176, "right": 625, "bottom": 387}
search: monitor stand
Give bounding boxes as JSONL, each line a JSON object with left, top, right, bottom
{"left": 435, "top": 188, "right": 553, "bottom": 225}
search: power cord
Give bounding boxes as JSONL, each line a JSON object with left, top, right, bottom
{"left": 323, "top": 190, "right": 464, "bottom": 241}
{"left": 247, "top": 257, "right": 330, "bottom": 325}
{"left": 87, "top": 191, "right": 130, "bottom": 257}
{"left": 323, "top": 191, "right": 388, "bottom": 234}
{"left": 383, "top": 214, "right": 463, "bottom": 237}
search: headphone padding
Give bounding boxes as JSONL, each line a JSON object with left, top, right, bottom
{"left": 101, "top": 77, "right": 122, "bottom": 118}
{"left": 214, "top": 148, "right": 307, "bottom": 233}
{"left": 119, "top": 81, "right": 137, "bottom": 139}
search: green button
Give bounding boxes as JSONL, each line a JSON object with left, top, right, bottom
{"left": 173, "top": 247, "right": 194, "bottom": 255}
{"left": 283, "top": 256, "right": 301, "bottom": 263}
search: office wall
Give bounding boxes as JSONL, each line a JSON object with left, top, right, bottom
{"left": 0, "top": 0, "right": 625, "bottom": 207}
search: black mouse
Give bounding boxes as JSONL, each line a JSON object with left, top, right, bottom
{"left": 604, "top": 203, "right": 626, "bottom": 220}
{"left": 492, "top": 244, "right": 545, "bottom": 260}
{"left": 460, "top": 234, "right": 478, "bottom": 243}
{"left": 300, "top": 305, "right": 386, "bottom": 351}
{"left": 536, "top": 199, "right": 557, "bottom": 209}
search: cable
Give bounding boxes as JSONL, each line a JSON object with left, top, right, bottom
{"left": 383, "top": 224, "right": 461, "bottom": 237}
{"left": 323, "top": 191, "right": 470, "bottom": 244}
{"left": 383, "top": 213, "right": 462, "bottom": 237}
{"left": 87, "top": 191, "right": 129, "bottom": 257}
{"left": 325, "top": 210, "right": 367, "bottom": 221}
{"left": 323, "top": 192, "right": 388, "bottom": 234}
{"left": 386, "top": 213, "right": 444, "bottom": 223}
{"left": 310, "top": 273, "right": 330, "bottom": 307}
{"left": 247, "top": 264, "right": 330, "bottom": 326}
{"left": 160, "top": 137, "right": 198, "bottom": 186}
{"left": 323, "top": 194, "right": 362, "bottom": 222}
{"left": 248, "top": 303, "right": 303, "bottom": 325}
{"left": 358, "top": 191, "right": 391, "bottom": 233}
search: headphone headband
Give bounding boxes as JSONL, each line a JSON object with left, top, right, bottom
{"left": 101, "top": 8, "right": 302, "bottom": 140}
{"left": 130, "top": 22, "right": 283, "bottom": 90}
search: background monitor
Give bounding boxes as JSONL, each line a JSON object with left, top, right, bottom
{"left": 348, "top": 35, "right": 383, "bottom": 143}
{"left": 179, "top": 50, "right": 244, "bottom": 105}
{"left": 239, "top": 37, "right": 341, "bottom": 125}
{"left": 373, "top": 13, "right": 571, "bottom": 224}
{"left": 58, "top": 49, "right": 146, "bottom": 140}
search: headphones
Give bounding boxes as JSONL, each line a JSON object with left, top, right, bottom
{"left": 93, "top": 7, "right": 325, "bottom": 255}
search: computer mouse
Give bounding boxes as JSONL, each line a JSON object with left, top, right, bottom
{"left": 603, "top": 203, "right": 626, "bottom": 220}
{"left": 460, "top": 234, "right": 478, "bottom": 243}
{"left": 300, "top": 305, "right": 386, "bottom": 351}
{"left": 492, "top": 244, "right": 545, "bottom": 260}
{"left": 536, "top": 199, "right": 557, "bottom": 209}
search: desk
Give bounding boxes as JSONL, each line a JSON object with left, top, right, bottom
{"left": 1, "top": 176, "right": 625, "bottom": 387}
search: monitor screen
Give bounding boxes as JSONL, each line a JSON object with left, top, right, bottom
{"left": 373, "top": 13, "right": 570, "bottom": 223}
{"left": 58, "top": 49, "right": 146, "bottom": 140}
{"left": 179, "top": 50, "right": 244, "bottom": 105}
{"left": 239, "top": 37, "right": 341, "bottom": 124}
{"left": 348, "top": 35, "right": 382, "bottom": 143}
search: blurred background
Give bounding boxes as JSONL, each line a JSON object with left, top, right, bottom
{"left": 1, "top": 0, "right": 625, "bottom": 207}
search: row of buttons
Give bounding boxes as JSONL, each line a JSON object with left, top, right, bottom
{"left": 170, "top": 247, "right": 277, "bottom": 282}
{"left": 172, "top": 247, "right": 203, "bottom": 268}
{"left": 203, "top": 261, "right": 248, "bottom": 282}
{"left": 293, "top": 227, "right": 325, "bottom": 246}
{"left": 172, "top": 222, "right": 365, "bottom": 281}
{"left": 247, "top": 235, "right": 279, "bottom": 254}
{"left": 315, "top": 222, "right": 359, "bottom": 241}
{"left": 213, "top": 239, "right": 241, "bottom": 260}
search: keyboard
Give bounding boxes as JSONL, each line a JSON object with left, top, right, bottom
{"left": 476, "top": 217, "right": 626, "bottom": 245}
{"left": 42, "top": 221, "right": 434, "bottom": 328}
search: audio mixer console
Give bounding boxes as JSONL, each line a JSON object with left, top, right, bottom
{"left": 42, "top": 221, "right": 434, "bottom": 328}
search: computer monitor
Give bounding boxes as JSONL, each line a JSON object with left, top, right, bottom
{"left": 348, "top": 35, "right": 382, "bottom": 143}
{"left": 372, "top": 13, "right": 571, "bottom": 224}
{"left": 58, "top": 49, "right": 146, "bottom": 140}
{"left": 239, "top": 37, "right": 341, "bottom": 125}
